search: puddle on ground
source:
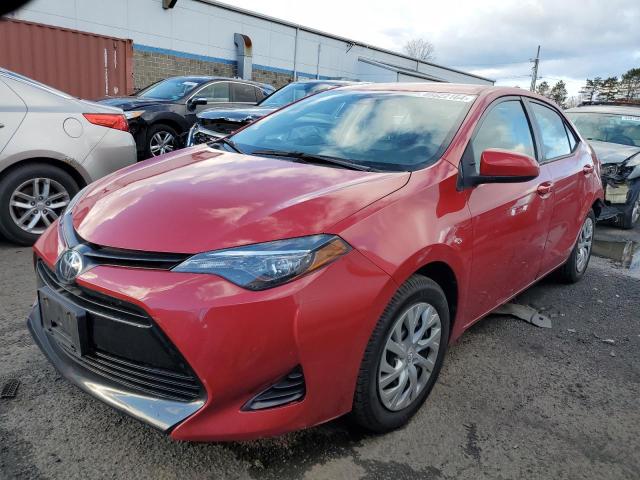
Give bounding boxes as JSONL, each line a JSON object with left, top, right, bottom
{"left": 593, "top": 239, "right": 640, "bottom": 271}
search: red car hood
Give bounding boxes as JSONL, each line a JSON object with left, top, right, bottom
{"left": 73, "top": 148, "right": 410, "bottom": 253}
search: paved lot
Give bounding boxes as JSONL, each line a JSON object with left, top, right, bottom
{"left": 1, "top": 226, "right": 639, "bottom": 480}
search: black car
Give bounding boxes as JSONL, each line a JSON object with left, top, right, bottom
{"left": 566, "top": 103, "right": 640, "bottom": 229}
{"left": 99, "top": 76, "right": 275, "bottom": 159}
{"left": 186, "top": 80, "right": 356, "bottom": 146}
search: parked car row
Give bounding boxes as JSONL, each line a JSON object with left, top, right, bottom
{"left": 29, "top": 82, "right": 604, "bottom": 441}
{"left": 98, "top": 76, "right": 275, "bottom": 158}
{"left": 186, "top": 79, "right": 357, "bottom": 145}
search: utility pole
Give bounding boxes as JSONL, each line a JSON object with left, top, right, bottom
{"left": 530, "top": 45, "right": 540, "bottom": 92}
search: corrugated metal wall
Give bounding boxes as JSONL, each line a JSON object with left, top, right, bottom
{"left": 0, "top": 19, "right": 133, "bottom": 99}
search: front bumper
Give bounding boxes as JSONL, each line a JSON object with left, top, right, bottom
{"left": 28, "top": 304, "right": 204, "bottom": 431}
{"left": 31, "top": 225, "right": 394, "bottom": 441}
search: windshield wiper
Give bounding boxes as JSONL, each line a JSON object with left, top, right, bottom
{"left": 207, "top": 137, "right": 243, "bottom": 153}
{"left": 251, "top": 149, "right": 374, "bottom": 172}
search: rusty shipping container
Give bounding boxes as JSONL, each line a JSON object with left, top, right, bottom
{"left": 0, "top": 18, "right": 133, "bottom": 99}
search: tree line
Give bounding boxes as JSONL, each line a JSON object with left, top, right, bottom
{"left": 579, "top": 68, "right": 640, "bottom": 103}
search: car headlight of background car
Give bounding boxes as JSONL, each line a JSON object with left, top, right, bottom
{"left": 172, "top": 234, "right": 351, "bottom": 290}
{"left": 626, "top": 155, "right": 640, "bottom": 168}
{"left": 124, "top": 110, "right": 145, "bottom": 120}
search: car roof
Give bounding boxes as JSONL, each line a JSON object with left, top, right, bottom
{"left": 565, "top": 104, "right": 640, "bottom": 116}
{"left": 163, "top": 75, "right": 273, "bottom": 89}
{"left": 338, "top": 82, "right": 542, "bottom": 98}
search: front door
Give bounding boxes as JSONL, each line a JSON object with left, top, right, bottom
{"left": 464, "top": 98, "right": 555, "bottom": 322}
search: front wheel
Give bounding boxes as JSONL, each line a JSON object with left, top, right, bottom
{"left": 352, "top": 275, "right": 450, "bottom": 433}
{"left": 619, "top": 189, "right": 640, "bottom": 229}
{"left": 557, "top": 210, "right": 595, "bottom": 283}
{"left": 145, "top": 124, "right": 179, "bottom": 158}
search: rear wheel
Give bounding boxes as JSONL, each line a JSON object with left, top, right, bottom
{"left": 352, "top": 275, "right": 449, "bottom": 433}
{"left": 145, "top": 123, "right": 179, "bottom": 158}
{"left": 0, "top": 163, "right": 78, "bottom": 245}
{"left": 557, "top": 210, "right": 595, "bottom": 283}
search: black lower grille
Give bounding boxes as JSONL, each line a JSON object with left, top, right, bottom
{"left": 59, "top": 344, "right": 201, "bottom": 402}
{"left": 244, "top": 366, "right": 306, "bottom": 410}
{"left": 36, "top": 259, "right": 204, "bottom": 403}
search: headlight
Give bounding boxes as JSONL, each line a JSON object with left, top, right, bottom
{"left": 124, "top": 110, "right": 145, "bottom": 120}
{"left": 626, "top": 154, "right": 640, "bottom": 168}
{"left": 172, "top": 235, "right": 351, "bottom": 290}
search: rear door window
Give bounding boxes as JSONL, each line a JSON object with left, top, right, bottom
{"left": 232, "top": 83, "right": 258, "bottom": 103}
{"left": 530, "top": 103, "right": 572, "bottom": 160}
{"left": 471, "top": 100, "right": 536, "bottom": 172}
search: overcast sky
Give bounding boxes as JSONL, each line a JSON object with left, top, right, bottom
{"left": 219, "top": 0, "right": 640, "bottom": 96}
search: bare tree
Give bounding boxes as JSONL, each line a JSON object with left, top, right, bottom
{"left": 403, "top": 38, "right": 435, "bottom": 62}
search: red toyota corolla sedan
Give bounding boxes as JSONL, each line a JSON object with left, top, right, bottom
{"left": 29, "top": 83, "right": 603, "bottom": 441}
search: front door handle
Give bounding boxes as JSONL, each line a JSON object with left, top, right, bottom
{"left": 537, "top": 182, "right": 553, "bottom": 196}
{"left": 582, "top": 164, "right": 594, "bottom": 175}
{"left": 0, "top": 123, "right": 4, "bottom": 128}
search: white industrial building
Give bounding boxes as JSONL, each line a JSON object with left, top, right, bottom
{"left": 7, "top": 0, "right": 493, "bottom": 90}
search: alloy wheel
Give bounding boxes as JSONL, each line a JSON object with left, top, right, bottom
{"left": 378, "top": 302, "right": 441, "bottom": 411}
{"left": 632, "top": 197, "right": 640, "bottom": 225}
{"left": 576, "top": 216, "right": 594, "bottom": 273}
{"left": 9, "top": 178, "right": 70, "bottom": 234}
{"left": 149, "top": 131, "right": 176, "bottom": 156}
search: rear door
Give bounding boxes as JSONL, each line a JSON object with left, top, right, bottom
{"left": 526, "top": 100, "right": 592, "bottom": 275}
{"left": 0, "top": 78, "right": 27, "bottom": 154}
{"left": 465, "top": 97, "right": 555, "bottom": 320}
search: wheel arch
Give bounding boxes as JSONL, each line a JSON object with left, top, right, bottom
{"left": 414, "top": 261, "right": 459, "bottom": 334}
{"left": 0, "top": 157, "right": 88, "bottom": 189}
{"left": 150, "top": 116, "right": 186, "bottom": 135}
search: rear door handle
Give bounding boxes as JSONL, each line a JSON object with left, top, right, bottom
{"left": 583, "top": 164, "right": 594, "bottom": 175}
{"left": 0, "top": 123, "right": 4, "bottom": 128}
{"left": 537, "top": 182, "right": 553, "bottom": 196}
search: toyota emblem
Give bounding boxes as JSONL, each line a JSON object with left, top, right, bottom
{"left": 55, "top": 249, "right": 84, "bottom": 284}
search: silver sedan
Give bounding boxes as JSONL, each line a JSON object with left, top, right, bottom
{"left": 0, "top": 69, "right": 136, "bottom": 245}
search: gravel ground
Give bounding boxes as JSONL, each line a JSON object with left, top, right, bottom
{"left": 1, "top": 226, "right": 639, "bottom": 480}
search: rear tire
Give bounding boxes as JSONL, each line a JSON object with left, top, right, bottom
{"left": 0, "top": 163, "right": 78, "bottom": 245}
{"left": 351, "top": 275, "right": 450, "bottom": 433}
{"left": 557, "top": 210, "right": 595, "bottom": 283}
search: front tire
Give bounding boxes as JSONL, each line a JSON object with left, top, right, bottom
{"left": 352, "top": 275, "right": 450, "bottom": 433}
{"left": 145, "top": 123, "right": 179, "bottom": 158}
{"left": 557, "top": 210, "right": 595, "bottom": 283}
{"left": 0, "top": 163, "right": 78, "bottom": 245}
{"left": 619, "top": 189, "right": 639, "bottom": 229}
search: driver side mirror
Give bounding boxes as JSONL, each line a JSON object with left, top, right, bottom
{"left": 188, "top": 97, "right": 208, "bottom": 109}
{"left": 473, "top": 149, "right": 539, "bottom": 185}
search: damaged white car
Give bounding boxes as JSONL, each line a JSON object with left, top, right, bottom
{"left": 567, "top": 104, "right": 640, "bottom": 229}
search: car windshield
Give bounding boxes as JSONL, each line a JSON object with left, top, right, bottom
{"left": 566, "top": 111, "right": 640, "bottom": 147}
{"left": 138, "top": 78, "right": 204, "bottom": 100}
{"left": 259, "top": 82, "right": 337, "bottom": 108}
{"left": 231, "top": 90, "right": 476, "bottom": 171}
